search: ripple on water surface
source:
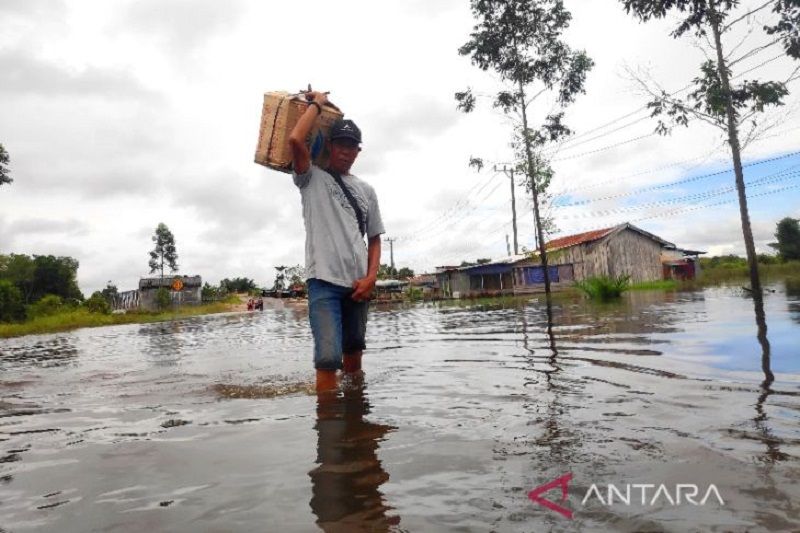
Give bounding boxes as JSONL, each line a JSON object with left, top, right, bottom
{"left": 1, "top": 284, "right": 800, "bottom": 531}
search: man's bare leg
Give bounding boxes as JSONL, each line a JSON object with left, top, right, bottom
{"left": 316, "top": 369, "right": 338, "bottom": 392}
{"left": 343, "top": 351, "right": 362, "bottom": 374}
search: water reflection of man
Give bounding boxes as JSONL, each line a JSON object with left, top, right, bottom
{"left": 309, "top": 384, "right": 398, "bottom": 531}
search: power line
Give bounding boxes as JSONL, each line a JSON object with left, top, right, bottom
{"left": 550, "top": 150, "right": 800, "bottom": 208}
{"left": 398, "top": 52, "right": 795, "bottom": 252}
{"left": 395, "top": 170, "right": 502, "bottom": 241}
{"left": 553, "top": 167, "right": 800, "bottom": 219}
{"left": 399, "top": 177, "right": 507, "bottom": 244}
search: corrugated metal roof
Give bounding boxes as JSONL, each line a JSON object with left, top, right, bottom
{"left": 542, "top": 223, "right": 676, "bottom": 251}
{"left": 545, "top": 227, "right": 616, "bottom": 251}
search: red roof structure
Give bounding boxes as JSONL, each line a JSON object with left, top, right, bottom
{"left": 543, "top": 223, "right": 675, "bottom": 252}
{"left": 544, "top": 227, "right": 616, "bottom": 251}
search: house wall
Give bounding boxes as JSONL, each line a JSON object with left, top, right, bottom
{"left": 140, "top": 286, "right": 202, "bottom": 310}
{"left": 510, "top": 263, "right": 573, "bottom": 295}
{"left": 605, "top": 228, "right": 663, "bottom": 282}
{"left": 552, "top": 242, "right": 610, "bottom": 280}
{"left": 552, "top": 228, "right": 662, "bottom": 283}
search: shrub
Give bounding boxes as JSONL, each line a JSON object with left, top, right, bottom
{"left": 0, "top": 280, "right": 26, "bottom": 322}
{"left": 27, "top": 294, "right": 64, "bottom": 318}
{"left": 155, "top": 287, "right": 172, "bottom": 310}
{"left": 84, "top": 291, "right": 111, "bottom": 314}
{"left": 575, "top": 275, "right": 630, "bottom": 301}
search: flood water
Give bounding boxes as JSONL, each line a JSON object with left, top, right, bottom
{"left": 1, "top": 281, "right": 799, "bottom": 532}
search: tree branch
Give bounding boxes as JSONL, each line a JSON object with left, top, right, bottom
{"left": 723, "top": 0, "right": 774, "bottom": 32}
{"left": 729, "top": 37, "right": 783, "bottom": 67}
{"left": 725, "top": 23, "right": 757, "bottom": 61}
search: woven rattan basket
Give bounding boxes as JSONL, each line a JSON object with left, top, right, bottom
{"left": 254, "top": 91, "right": 344, "bottom": 173}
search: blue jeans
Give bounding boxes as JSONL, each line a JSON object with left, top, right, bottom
{"left": 307, "top": 278, "right": 369, "bottom": 370}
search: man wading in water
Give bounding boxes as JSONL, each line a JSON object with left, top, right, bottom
{"left": 288, "top": 91, "right": 384, "bottom": 392}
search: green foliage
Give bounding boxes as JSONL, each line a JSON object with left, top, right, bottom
{"left": 397, "top": 266, "right": 415, "bottom": 279}
{"left": 101, "top": 281, "right": 118, "bottom": 303}
{"left": 575, "top": 276, "right": 631, "bottom": 301}
{"left": 285, "top": 265, "right": 306, "bottom": 288}
{"left": 406, "top": 286, "right": 424, "bottom": 301}
{"left": 0, "top": 280, "right": 25, "bottom": 322}
{"left": 456, "top": 0, "right": 593, "bottom": 292}
{"left": 757, "top": 253, "right": 781, "bottom": 265}
{"left": 621, "top": 1, "right": 796, "bottom": 136}
{"left": 27, "top": 294, "right": 64, "bottom": 318}
{"left": 220, "top": 277, "right": 257, "bottom": 293}
{"left": 0, "top": 143, "right": 11, "bottom": 186}
{"left": 149, "top": 222, "right": 179, "bottom": 277}
{"left": 202, "top": 282, "right": 229, "bottom": 302}
{"left": 377, "top": 264, "right": 398, "bottom": 279}
{"left": 1, "top": 255, "right": 85, "bottom": 303}
{"left": 699, "top": 254, "right": 748, "bottom": 269}
{"left": 458, "top": 258, "right": 493, "bottom": 268}
{"left": 769, "top": 217, "right": 800, "bottom": 260}
{"left": 31, "top": 255, "right": 83, "bottom": 302}
{"left": 629, "top": 279, "right": 679, "bottom": 291}
{"left": 692, "top": 255, "right": 800, "bottom": 285}
{"left": 155, "top": 287, "right": 171, "bottom": 311}
{"left": 84, "top": 291, "right": 111, "bottom": 314}
{"left": 0, "top": 254, "right": 35, "bottom": 303}
{"left": 0, "top": 301, "right": 243, "bottom": 338}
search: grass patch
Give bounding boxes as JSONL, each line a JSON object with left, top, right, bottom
{"left": 629, "top": 280, "right": 679, "bottom": 291}
{"left": 695, "top": 260, "right": 800, "bottom": 286}
{"left": 0, "top": 301, "right": 238, "bottom": 339}
{"left": 575, "top": 275, "right": 631, "bottom": 301}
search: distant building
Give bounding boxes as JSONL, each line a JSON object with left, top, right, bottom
{"left": 372, "top": 279, "right": 408, "bottom": 301}
{"left": 408, "top": 274, "right": 437, "bottom": 299}
{"left": 661, "top": 248, "right": 705, "bottom": 280}
{"left": 435, "top": 255, "right": 575, "bottom": 299}
{"left": 434, "top": 223, "right": 697, "bottom": 299}
{"left": 542, "top": 223, "right": 674, "bottom": 283}
{"left": 138, "top": 275, "right": 202, "bottom": 310}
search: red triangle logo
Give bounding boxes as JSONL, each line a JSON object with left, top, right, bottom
{"left": 528, "top": 473, "right": 573, "bottom": 519}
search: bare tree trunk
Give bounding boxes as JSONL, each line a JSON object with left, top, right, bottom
{"left": 518, "top": 79, "right": 552, "bottom": 295}
{"left": 709, "top": 9, "right": 763, "bottom": 298}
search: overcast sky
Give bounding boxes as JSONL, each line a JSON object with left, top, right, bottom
{"left": 1, "top": 0, "right": 799, "bottom": 295}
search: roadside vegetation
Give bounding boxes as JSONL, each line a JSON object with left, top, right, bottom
{"left": 0, "top": 295, "right": 241, "bottom": 339}
{"left": 575, "top": 275, "right": 631, "bottom": 301}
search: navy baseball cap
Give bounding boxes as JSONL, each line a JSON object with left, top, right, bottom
{"left": 330, "top": 119, "right": 362, "bottom": 144}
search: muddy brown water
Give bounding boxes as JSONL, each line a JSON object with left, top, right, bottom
{"left": 1, "top": 282, "right": 799, "bottom": 532}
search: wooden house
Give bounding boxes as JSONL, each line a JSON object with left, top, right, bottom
{"left": 542, "top": 223, "right": 673, "bottom": 283}
{"left": 433, "top": 223, "right": 688, "bottom": 299}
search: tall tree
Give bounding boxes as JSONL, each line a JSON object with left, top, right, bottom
{"left": 621, "top": 0, "right": 800, "bottom": 298}
{"left": 769, "top": 216, "right": 800, "bottom": 260}
{"left": 148, "top": 223, "right": 179, "bottom": 279}
{"left": 31, "top": 255, "right": 83, "bottom": 302}
{"left": 0, "top": 254, "right": 35, "bottom": 303}
{"left": 456, "top": 0, "right": 593, "bottom": 295}
{"left": 0, "top": 143, "right": 11, "bottom": 186}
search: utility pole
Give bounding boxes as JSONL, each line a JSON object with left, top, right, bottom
{"left": 384, "top": 237, "right": 396, "bottom": 273}
{"left": 495, "top": 165, "right": 518, "bottom": 255}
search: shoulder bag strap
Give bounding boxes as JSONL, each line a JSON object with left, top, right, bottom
{"left": 327, "top": 168, "right": 367, "bottom": 238}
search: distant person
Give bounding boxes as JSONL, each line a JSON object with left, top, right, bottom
{"left": 288, "top": 91, "right": 385, "bottom": 393}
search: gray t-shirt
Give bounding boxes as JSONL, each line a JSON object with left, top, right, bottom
{"left": 293, "top": 165, "right": 385, "bottom": 288}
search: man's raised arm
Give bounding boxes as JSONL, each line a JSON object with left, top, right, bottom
{"left": 288, "top": 91, "right": 329, "bottom": 175}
